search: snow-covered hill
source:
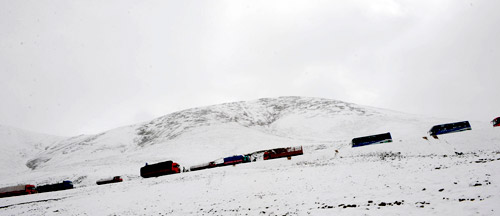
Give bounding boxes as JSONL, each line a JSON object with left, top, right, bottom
{"left": 1, "top": 96, "right": 499, "bottom": 215}
{"left": 0, "top": 125, "right": 62, "bottom": 177}
{"left": 0, "top": 97, "right": 397, "bottom": 184}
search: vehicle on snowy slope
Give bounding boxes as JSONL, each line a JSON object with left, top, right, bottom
{"left": 263, "top": 146, "right": 304, "bottom": 160}
{"left": 140, "top": 160, "right": 180, "bottom": 178}
{"left": 96, "top": 176, "right": 123, "bottom": 185}
{"left": 222, "top": 155, "right": 251, "bottom": 166}
{"left": 36, "top": 180, "right": 74, "bottom": 193}
{"left": 428, "top": 121, "right": 471, "bottom": 136}
{"left": 492, "top": 117, "right": 500, "bottom": 127}
{"left": 351, "top": 132, "right": 393, "bottom": 147}
{"left": 0, "top": 184, "right": 36, "bottom": 198}
{"left": 190, "top": 161, "right": 217, "bottom": 172}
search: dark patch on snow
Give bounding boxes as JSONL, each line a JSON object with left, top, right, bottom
{"left": 26, "top": 157, "right": 50, "bottom": 170}
{"left": 133, "top": 97, "right": 374, "bottom": 147}
{"left": 0, "top": 197, "right": 68, "bottom": 209}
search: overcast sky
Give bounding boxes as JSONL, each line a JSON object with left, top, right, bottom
{"left": 1, "top": 0, "right": 499, "bottom": 136}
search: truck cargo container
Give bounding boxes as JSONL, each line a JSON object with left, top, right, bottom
{"left": 352, "top": 132, "right": 392, "bottom": 147}
{"left": 140, "top": 160, "right": 180, "bottom": 178}
{"left": 36, "top": 180, "right": 74, "bottom": 193}
{"left": 428, "top": 121, "right": 471, "bottom": 136}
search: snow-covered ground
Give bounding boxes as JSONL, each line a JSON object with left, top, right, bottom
{"left": 1, "top": 96, "right": 499, "bottom": 215}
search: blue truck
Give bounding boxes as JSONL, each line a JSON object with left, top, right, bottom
{"left": 223, "top": 155, "right": 250, "bottom": 165}
{"left": 352, "top": 132, "right": 393, "bottom": 147}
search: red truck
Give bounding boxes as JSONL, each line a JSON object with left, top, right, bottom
{"left": 140, "top": 160, "right": 181, "bottom": 178}
{"left": 263, "top": 146, "right": 304, "bottom": 160}
{"left": 190, "top": 161, "right": 217, "bottom": 172}
{"left": 492, "top": 117, "right": 500, "bottom": 127}
{"left": 0, "top": 184, "right": 36, "bottom": 198}
{"left": 96, "top": 176, "right": 123, "bottom": 185}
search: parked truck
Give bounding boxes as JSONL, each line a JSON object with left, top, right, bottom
{"left": 0, "top": 184, "right": 36, "bottom": 198}
{"left": 36, "top": 180, "right": 74, "bottom": 193}
{"left": 223, "top": 155, "right": 250, "bottom": 165}
{"left": 190, "top": 161, "right": 217, "bottom": 172}
{"left": 96, "top": 176, "right": 123, "bottom": 185}
{"left": 140, "top": 160, "right": 180, "bottom": 178}
{"left": 352, "top": 132, "right": 393, "bottom": 147}
{"left": 428, "top": 121, "right": 471, "bottom": 136}
{"left": 263, "top": 146, "right": 304, "bottom": 160}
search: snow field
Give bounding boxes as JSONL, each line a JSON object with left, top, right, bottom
{"left": 1, "top": 97, "right": 499, "bottom": 215}
{"left": 2, "top": 132, "right": 500, "bottom": 215}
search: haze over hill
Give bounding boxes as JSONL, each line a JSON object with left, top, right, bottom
{"left": 1, "top": 96, "right": 499, "bottom": 215}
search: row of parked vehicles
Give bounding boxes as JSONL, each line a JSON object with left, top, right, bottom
{"left": 1, "top": 118, "right": 499, "bottom": 199}
{"left": 0, "top": 177, "right": 124, "bottom": 198}
{"left": 352, "top": 119, "right": 500, "bottom": 147}
{"left": 0, "top": 146, "right": 304, "bottom": 198}
{"left": 0, "top": 181, "right": 73, "bottom": 198}
{"left": 140, "top": 146, "right": 305, "bottom": 178}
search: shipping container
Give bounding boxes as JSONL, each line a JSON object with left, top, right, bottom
{"left": 352, "top": 132, "right": 392, "bottom": 147}
{"left": 428, "top": 121, "right": 471, "bottom": 136}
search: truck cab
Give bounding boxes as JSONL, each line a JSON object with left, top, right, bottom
{"left": 25, "top": 185, "right": 36, "bottom": 194}
{"left": 492, "top": 117, "right": 500, "bottom": 127}
{"left": 172, "top": 163, "right": 181, "bottom": 173}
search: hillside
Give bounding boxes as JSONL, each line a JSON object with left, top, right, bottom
{"left": 0, "top": 125, "right": 62, "bottom": 177}
{"left": 1, "top": 96, "right": 499, "bottom": 215}
{"left": 1, "top": 96, "right": 447, "bottom": 185}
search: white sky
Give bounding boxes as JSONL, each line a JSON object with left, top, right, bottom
{"left": 1, "top": 0, "right": 499, "bottom": 136}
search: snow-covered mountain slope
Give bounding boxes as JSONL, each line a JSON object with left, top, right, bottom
{"left": 0, "top": 97, "right": 445, "bottom": 185}
{"left": 1, "top": 128, "right": 500, "bottom": 215}
{"left": 1, "top": 96, "right": 499, "bottom": 215}
{"left": 0, "top": 125, "right": 62, "bottom": 177}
